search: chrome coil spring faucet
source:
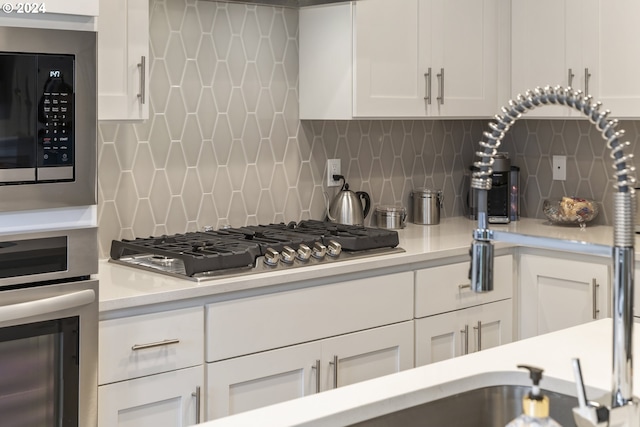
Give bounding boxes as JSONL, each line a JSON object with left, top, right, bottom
{"left": 469, "top": 86, "right": 638, "bottom": 425}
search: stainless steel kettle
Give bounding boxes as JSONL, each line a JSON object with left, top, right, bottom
{"left": 326, "top": 175, "right": 371, "bottom": 225}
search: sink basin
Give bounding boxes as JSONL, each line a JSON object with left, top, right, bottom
{"left": 348, "top": 385, "right": 579, "bottom": 427}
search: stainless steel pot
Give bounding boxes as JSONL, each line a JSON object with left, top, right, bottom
{"left": 411, "top": 188, "right": 443, "bottom": 225}
{"left": 373, "top": 205, "right": 406, "bottom": 229}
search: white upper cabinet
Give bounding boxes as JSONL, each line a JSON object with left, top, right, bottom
{"left": 300, "top": 0, "right": 508, "bottom": 119}
{"left": 44, "top": 0, "right": 99, "bottom": 16}
{"left": 513, "top": 0, "right": 640, "bottom": 118}
{"left": 592, "top": 0, "right": 640, "bottom": 118}
{"left": 98, "top": 0, "right": 149, "bottom": 120}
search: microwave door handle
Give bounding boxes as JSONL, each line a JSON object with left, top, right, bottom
{"left": 0, "top": 289, "right": 95, "bottom": 323}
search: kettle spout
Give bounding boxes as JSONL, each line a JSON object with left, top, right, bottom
{"left": 323, "top": 191, "right": 336, "bottom": 222}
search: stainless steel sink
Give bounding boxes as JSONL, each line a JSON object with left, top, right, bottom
{"left": 348, "top": 385, "right": 578, "bottom": 427}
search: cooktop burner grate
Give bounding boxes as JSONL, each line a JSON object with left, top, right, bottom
{"left": 110, "top": 220, "right": 400, "bottom": 278}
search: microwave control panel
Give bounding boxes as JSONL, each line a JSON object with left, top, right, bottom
{"left": 37, "top": 54, "right": 74, "bottom": 180}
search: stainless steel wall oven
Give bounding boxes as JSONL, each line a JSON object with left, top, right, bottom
{"left": 0, "top": 227, "right": 98, "bottom": 427}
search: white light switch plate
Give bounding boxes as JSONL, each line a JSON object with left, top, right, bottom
{"left": 553, "top": 155, "right": 566, "bottom": 181}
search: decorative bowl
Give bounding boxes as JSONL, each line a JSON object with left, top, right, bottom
{"left": 542, "top": 197, "right": 598, "bottom": 228}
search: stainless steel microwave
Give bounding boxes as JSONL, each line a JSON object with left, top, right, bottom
{"left": 0, "top": 26, "right": 96, "bottom": 212}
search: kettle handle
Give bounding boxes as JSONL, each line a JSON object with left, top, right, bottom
{"left": 357, "top": 191, "right": 371, "bottom": 219}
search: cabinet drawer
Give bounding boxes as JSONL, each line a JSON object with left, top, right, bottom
{"left": 415, "top": 255, "right": 513, "bottom": 318}
{"left": 206, "top": 271, "right": 413, "bottom": 362}
{"left": 99, "top": 306, "right": 204, "bottom": 385}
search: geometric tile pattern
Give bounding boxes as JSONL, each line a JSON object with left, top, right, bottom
{"left": 500, "top": 119, "right": 627, "bottom": 226}
{"left": 97, "top": 0, "right": 621, "bottom": 258}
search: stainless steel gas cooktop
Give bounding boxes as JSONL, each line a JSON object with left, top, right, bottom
{"left": 109, "top": 220, "right": 404, "bottom": 282}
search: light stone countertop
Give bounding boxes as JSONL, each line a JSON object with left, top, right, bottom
{"left": 197, "top": 319, "right": 619, "bottom": 427}
{"left": 98, "top": 216, "right": 620, "bottom": 314}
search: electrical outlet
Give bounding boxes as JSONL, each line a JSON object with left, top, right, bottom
{"left": 327, "top": 159, "right": 341, "bottom": 187}
{"left": 553, "top": 155, "right": 566, "bottom": 181}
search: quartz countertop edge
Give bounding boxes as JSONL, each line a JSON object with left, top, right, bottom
{"left": 196, "top": 319, "right": 617, "bottom": 426}
{"left": 98, "top": 217, "right": 617, "bottom": 313}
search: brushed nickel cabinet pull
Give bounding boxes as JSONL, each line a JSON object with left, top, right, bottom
{"left": 329, "top": 355, "right": 338, "bottom": 389}
{"left": 461, "top": 324, "right": 469, "bottom": 355}
{"left": 424, "top": 68, "right": 432, "bottom": 104}
{"left": 437, "top": 68, "right": 444, "bottom": 105}
{"left": 592, "top": 278, "right": 599, "bottom": 319}
{"left": 131, "top": 338, "right": 180, "bottom": 351}
{"left": 584, "top": 68, "right": 591, "bottom": 95}
{"left": 191, "top": 386, "right": 201, "bottom": 423}
{"left": 311, "top": 359, "right": 321, "bottom": 393}
{"left": 137, "top": 55, "right": 146, "bottom": 104}
{"left": 568, "top": 68, "right": 574, "bottom": 87}
{"left": 473, "top": 320, "right": 482, "bottom": 351}
{"left": 458, "top": 283, "right": 471, "bottom": 291}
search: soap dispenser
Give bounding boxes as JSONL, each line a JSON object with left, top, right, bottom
{"left": 506, "top": 364, "right": 562, "bottom": 427}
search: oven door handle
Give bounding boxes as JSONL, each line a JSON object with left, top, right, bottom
{"left": 0, "top": 289, "right": 95, "bottom": 323}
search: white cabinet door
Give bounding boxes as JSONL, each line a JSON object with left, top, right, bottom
{"left": 206, "top": 341, "right": 322, "bottom": 420}
{"left": 519, "top": 254, "right": 610, "bottom": 339}
{"left": 431, "top": 0, "right": 500, "bottom": 117}
{"left": 301, "top": 0, "right": 505, "bottom": 119}
{"left": 41, "top": 0, "right": 99, "bottom": 16}
{"left": 511, "top": 0, "right": 578, "bottom": 117}
{"left": 415, "top": 299, "right": 512, "bottom": 367}
{"left": 98, "top": 365, "right": 203, "bottom": 427}
{"left": 354, "top": 0, "right": 501, "bottom": 118}
{"left": 593, "top": 0, "right": 640, "bottom": 117}
{"left": 353, "top": 0, "right": 428, "bottom": 117}
{"left": 98, "top": 0, "right": 149, "bottom": 120}
{"left": 320, "top": 321, "right": 414, "bottom": 390}
{"left": 206, "top": 321, "right": 413, "bottom": 421}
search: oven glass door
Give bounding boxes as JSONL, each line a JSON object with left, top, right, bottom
{"left": 0, "top": 316, "right": 79, "bottom": 427}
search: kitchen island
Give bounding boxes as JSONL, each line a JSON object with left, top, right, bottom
{"left": 195, "top": 318, "right": 618, "bottom": 427}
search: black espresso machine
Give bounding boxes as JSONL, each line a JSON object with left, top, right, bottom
{"left": 468, "top": 153, "right": 518, "bottom": 223}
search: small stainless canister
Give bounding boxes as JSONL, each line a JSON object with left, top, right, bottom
{"left": 411, "top": 188, "right": 443, "bottom": 225}
{"left": 373, "top": 205, "right": 406, "bottom": 229}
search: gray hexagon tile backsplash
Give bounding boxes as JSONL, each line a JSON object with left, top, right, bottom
{"left": 97, "top": 0, "right": 628, "bottom": 258}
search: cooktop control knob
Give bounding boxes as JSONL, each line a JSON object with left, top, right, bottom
{"left": 327, "top": 240, "right": 342, "bottom": 257}
{"left": 312, "top": 242, "right": 327, "bottom": 259}
{"left": 296, "top": 244, "right": 312, "bottom": 261}
{"left": 263, "top": 248, "right": 280, "bottom": 266}
{"left": 281, "top": 246, "right": 296, "bottom": 264}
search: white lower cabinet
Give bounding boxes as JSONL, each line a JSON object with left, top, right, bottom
{"left": 415, "top": 299, "right": 512, "bottom": 366}
{"left": 519, "top": 253, "right": 610, "bottom": 339}
{"left": 98, "top": 365, "right": 204, "bottom": 427}
{"left": 98, "top": 307, "right": 205, "bottom": 427}
{"left": 206, "top": 321, "right": 414, "bottom": 420}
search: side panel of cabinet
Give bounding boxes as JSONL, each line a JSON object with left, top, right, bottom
{"left": 206, "top": 341, "right": 321, "bottom": 421}
{"left": 98, "top": 0, "right": 149, "bottom": 120}
{"left": 320, "top": 321, "right": 414, "bottom": 391}
{"left": 519, "top": 254, "right": 610, "bottom": 339}
{"left": 98, "top": 365, "right": 203, "bottom": 427}
{"left": 299, "top": 3, "right": 353, "bottom": 119}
